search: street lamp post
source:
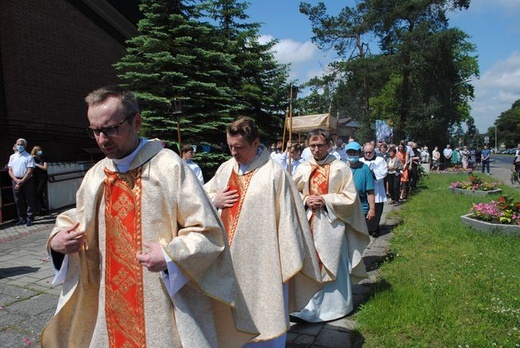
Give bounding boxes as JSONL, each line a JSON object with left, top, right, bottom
{"left": 494, "top": 125, "right": 498, "bottom": 153}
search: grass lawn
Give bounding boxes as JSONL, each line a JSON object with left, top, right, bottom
{"left": 356, "top": 173, "right": 520, "bottom": 347}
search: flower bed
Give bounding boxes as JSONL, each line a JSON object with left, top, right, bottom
{"left": 461, "top": 196, "right": 520, "bottom": 235}
{"left": 450, "top": 174, "right": 501, "bottom": 195}
{"left": 460, "top": 214, "right": 520, "bottom": 235}
{"left": 444, "top": 165, "right": 471, "bottom": 173}
{"left": 449, "top": 187, "right": 502, "bottom": 195}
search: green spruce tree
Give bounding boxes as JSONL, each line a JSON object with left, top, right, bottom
{"left": 115, "top": 0, "right": 238, "bottom": 154}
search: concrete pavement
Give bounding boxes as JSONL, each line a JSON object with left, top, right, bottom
{"left": 0, "top": 212, "right": 62, "bottom": 347}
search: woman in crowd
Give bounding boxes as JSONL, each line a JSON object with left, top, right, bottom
{"left": 396, "top": 142, "right": 409, "bottom": 200}
{"left": 431, "top": 146, "right": 441, "bottom": 173}
{"left": 31, "top": 145, "right": 48, "bottom": 214}
{"left": 386, "top": 146, "right": 404, "bottom": 205}
{"left": 451, "top": 147, "right": 460, "bottom": 167}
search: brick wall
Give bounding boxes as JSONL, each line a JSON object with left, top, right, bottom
{"left": 0, "top": 0, "right": 130, "bottom": 164}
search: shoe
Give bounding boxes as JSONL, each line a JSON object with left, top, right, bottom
{"left": 17, "top": 219, "right": 27, "bottom": 225}
{"left": 26, "top": 220, "right": 33, "bottom": 227}
{"left": 289, "top": 315, "right": 308, "bottom": 323}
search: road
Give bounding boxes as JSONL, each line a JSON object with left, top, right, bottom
{"left": 487, "top": 154, "right": 518, "bottom": 187}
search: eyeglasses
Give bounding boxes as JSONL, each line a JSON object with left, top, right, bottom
{"left": 86, "top": 113, "right": 134, "bottom": 139}
{"left": 309, "top": 143, "right": 328, "bottom": 149}
{"left": 364, "top": 151, "right": 373, "bottom": 154}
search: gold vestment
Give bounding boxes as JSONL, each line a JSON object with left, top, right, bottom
{"left": 41, "top": 140, "right": 256, "bottom": 347}
{"left": 293, "top": 154, "right": 370, "bottom": 284}
{"left": 204, "top": 145, "right": 322, "bottom": 343}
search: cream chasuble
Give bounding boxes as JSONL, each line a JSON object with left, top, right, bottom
{"left": 42, "top": 139, "right": 256, "bottom": 347}
{"left": 204, "top": 145, "right": 322, "bottom": 343}
{"left": 291, "top": 155, "right": 370, "bottom": 322}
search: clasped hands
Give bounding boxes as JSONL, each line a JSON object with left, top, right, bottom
{"left": 50, "top": 222, "right": 166, "bottom": 272}
{"left": 307, "top": 194, "right": 325, "bottom": 212}
{"left": 13, "top": 178, "right": 23, "bottom": 190}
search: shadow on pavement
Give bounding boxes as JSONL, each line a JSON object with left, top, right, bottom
{"left": 0, "top": 266, "right": 40, "bottom": 279}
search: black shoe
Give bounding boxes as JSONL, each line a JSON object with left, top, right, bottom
{"left": 26, "top": 220, "right": 33, "bottom": 227}
{"left": 17, "top": 219, "right": 27, "bottom": 225}
{"left": 289, "top": 315, "right": 308, "bottom": 323}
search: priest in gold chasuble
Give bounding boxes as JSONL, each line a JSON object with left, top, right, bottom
{"left": 204, "top": 117, "right": 322, "bottom": 347}
{"left": 291, "top": 129, "right": 370, "bottom": 323}
{"left": 41, "top": 86, "right": 256, "bottom": 348}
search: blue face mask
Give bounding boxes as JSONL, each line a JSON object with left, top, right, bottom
{"left": 347, "top": 155, "right": 360, "bottom": 163}
{"left": 17, "top": 145, "right": 25, "bottom": 153}
{"left": 37, "top": 150, "right": 43, "bottom": 156}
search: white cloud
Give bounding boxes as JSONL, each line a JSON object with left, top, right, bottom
{"left": 259, "top": 34, "right": 336, "bottom": 82}
{"left": 272, "top": 38, "right": 318, "bottom": 64}
{"left": 470, "top": 52, "right": 520, "bottom": 131}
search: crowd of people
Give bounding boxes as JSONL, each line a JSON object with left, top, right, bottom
{"left": 429, "top": 144, "right": 492, "bottom": 175}
{"left": 6, "top": 139, "right": 48, "bottom": 226}
{"left": 270, "top": 138, "right": 427, "bottom": 210}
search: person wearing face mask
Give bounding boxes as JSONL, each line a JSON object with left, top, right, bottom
{"left": 8, "top": 138, "right": 36, "bottom": 226}
{"left": 360, "top": 142, "right": 388, "bottom": 237}
{"left": 31, "top": 145, "right": 49, "bottom": 214}
{"left": 345, "top": 142, "right": 376, "bottom": 223}
{"left": 291, "top": 130, "right": 369, "bottom": 323}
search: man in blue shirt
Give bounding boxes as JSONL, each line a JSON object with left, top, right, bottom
{"left": 481, "top": 144, "right": 491, "bottom": 175}
{"left": 346, "top": 142, "right": 375, "bottom": 221}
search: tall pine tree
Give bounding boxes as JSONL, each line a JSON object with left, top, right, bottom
{"left": 115, "top": 0, "right": 238, "bottom": 152}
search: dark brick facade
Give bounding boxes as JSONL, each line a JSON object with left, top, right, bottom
{"left": 0, "top": 0, "right": 139, "bottom": 164}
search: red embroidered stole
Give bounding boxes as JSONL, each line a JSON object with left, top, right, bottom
{"left": 104, "top": 167, "right": 146, "bottom": 348}
{"left": 309, "top": 164, "right": 330, "bottom": 197}
{"left": 220, "top": 169, "right": 255, "bottom": 246}
{"left": 309, "top": 163, "right": 330, "bottom": 268}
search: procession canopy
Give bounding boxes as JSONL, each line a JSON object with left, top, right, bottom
{"left": 286, "top": 113, "right": 338, "bottom": 134}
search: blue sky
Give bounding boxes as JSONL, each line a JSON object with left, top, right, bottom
{"left": 248, "top": 0, "right": 520, "bottom": 133}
